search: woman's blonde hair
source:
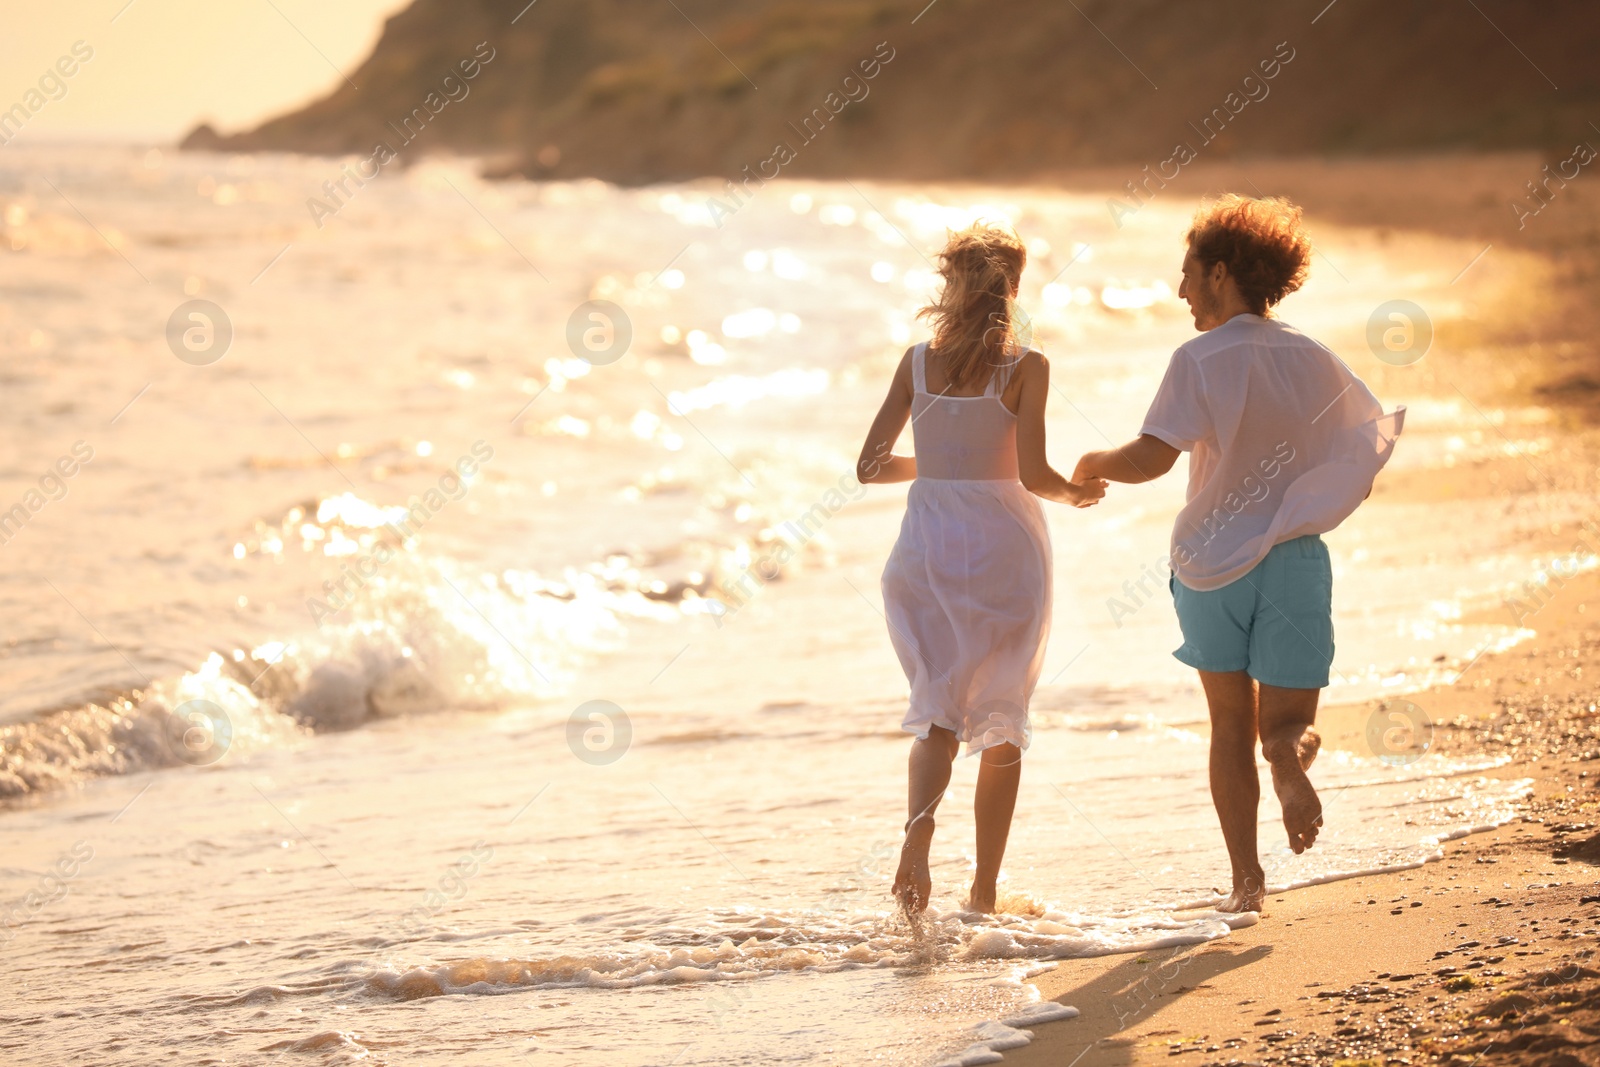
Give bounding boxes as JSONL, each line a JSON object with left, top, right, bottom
{"left": 918, "top": 223, "right": 1028, "bottom": 393}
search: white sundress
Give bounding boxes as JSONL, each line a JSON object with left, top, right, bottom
{"left": 881, "top": 342, "right": 1053, "bottom": 754}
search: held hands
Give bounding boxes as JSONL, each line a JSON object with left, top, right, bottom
{"left": 1070, "top": 476, "right": 1108, "bottom": 508}
{"left": 1070, "top": 451, "right": 1108, "bottom": 508}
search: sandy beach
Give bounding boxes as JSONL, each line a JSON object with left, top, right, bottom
{"left": 1013, "top": 817, "right": 1599, "bottom": 1066}
{"left": 1009, "top": 584, "right": 1600, "bottom": 1066}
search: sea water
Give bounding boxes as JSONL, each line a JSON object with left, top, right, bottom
{"left": 0, "top": 144, "right": 1565, "bottom": 1065}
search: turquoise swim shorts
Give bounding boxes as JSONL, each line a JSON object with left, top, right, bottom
{"left": 1168, "top": 534, "right": 1334, "bottom": 689}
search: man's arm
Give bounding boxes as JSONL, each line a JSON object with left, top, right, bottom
{"left": 1074, "top": 434, "right": 1181, "bottom": 485}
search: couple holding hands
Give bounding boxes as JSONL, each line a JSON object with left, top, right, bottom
{"left": 856, "top": 195, "right": 1404, "bottom": 916}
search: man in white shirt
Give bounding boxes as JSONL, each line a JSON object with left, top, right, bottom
{"left": 1075, "top": 195, "right": 1402, "bottom": 913}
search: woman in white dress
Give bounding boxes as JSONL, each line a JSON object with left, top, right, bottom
{"left": 856, "top": 224, "right": 1107, "bottom": 915}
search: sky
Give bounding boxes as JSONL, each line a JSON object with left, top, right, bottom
{"left": 0, "top": 0, "right": 411, "bottom": 143}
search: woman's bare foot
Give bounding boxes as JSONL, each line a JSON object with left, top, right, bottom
{"left": 892, "top": 814, "right": 935, "bottom": 916}
{"left": 964, "top": 881, "right": 997, "bottom": 914}
{"left": 1263, "top": 726, "right": 1323, "bottom": 854}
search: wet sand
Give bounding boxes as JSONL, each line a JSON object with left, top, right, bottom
{"left": 1001, "top": 158, "right": 1600, "bottom": 1066}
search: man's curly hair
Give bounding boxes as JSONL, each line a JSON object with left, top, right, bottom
{"left": 1185, "top": 194, "right": 1312, "bottom": 314}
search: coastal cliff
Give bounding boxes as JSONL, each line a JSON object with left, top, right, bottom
{"left": 183, "top": 0, "right": 1600, "bottom": 184}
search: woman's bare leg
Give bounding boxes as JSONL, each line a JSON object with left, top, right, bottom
{"left": 893, "top": 726, "right": 960, "bottom": 914}
{"left": 968, "top": 742, "right": 1022, "bottom": 913}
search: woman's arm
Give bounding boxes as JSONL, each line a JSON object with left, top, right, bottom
{"left": 1073, "top": 435, "right": 1181, "bottom": 485}
{"left": 857, "top": 348, "right": 919, "bottom": 484}
{"left": 1014, "top": 352, "right": 1107, "bottom": 507}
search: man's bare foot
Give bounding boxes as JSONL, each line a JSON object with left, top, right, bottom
{"left": 1217, "top": 872, "right": 1265, "bottom": 913}
{"left": 964, "top": 882, "right": 997, "bottom": 914}
{"left": 1263, "top": 727, "right": 1323, "bottom": 854}
{"left": 892, "top": 814, "right": 935, "bottom": 916}
{"left": 1270, "top": 724, "right": 1321, "bottom": 772}
{"left": 1216, "top": 883, "right": 1267, "bottom": 908}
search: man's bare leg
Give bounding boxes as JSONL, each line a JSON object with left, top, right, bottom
{"left": 893, "top": 726, "right": 960, "bottom": 915}
{"left": 1259, "top": 683, "right": 1323, "bottom": 854}
{"left": 967, "top": 742, "right": 1022, "bottom": 913}
{"left": 1198, "top": 670, "right": 1265, "bottom": 912}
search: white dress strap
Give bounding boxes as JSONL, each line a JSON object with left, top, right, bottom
{"left": 912, "top": 342, "right": 928, "bottom": 394}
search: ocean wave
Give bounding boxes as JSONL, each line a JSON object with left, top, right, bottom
{"left": 0, "top": 549, "right": 681, "bottom": 800}
{"left": 2, "top": 456, "right": 818, "bottom": 800}
{"left": 341, "top": 905, "right": 1255, "bottom": 1001}
{"left": 934, "top": 1002, "right": 1083, "bottom": 1067}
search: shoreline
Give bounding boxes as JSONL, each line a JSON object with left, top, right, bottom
{"left": 1005, "top": 565, "right": 1600, "bottom": 1066}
